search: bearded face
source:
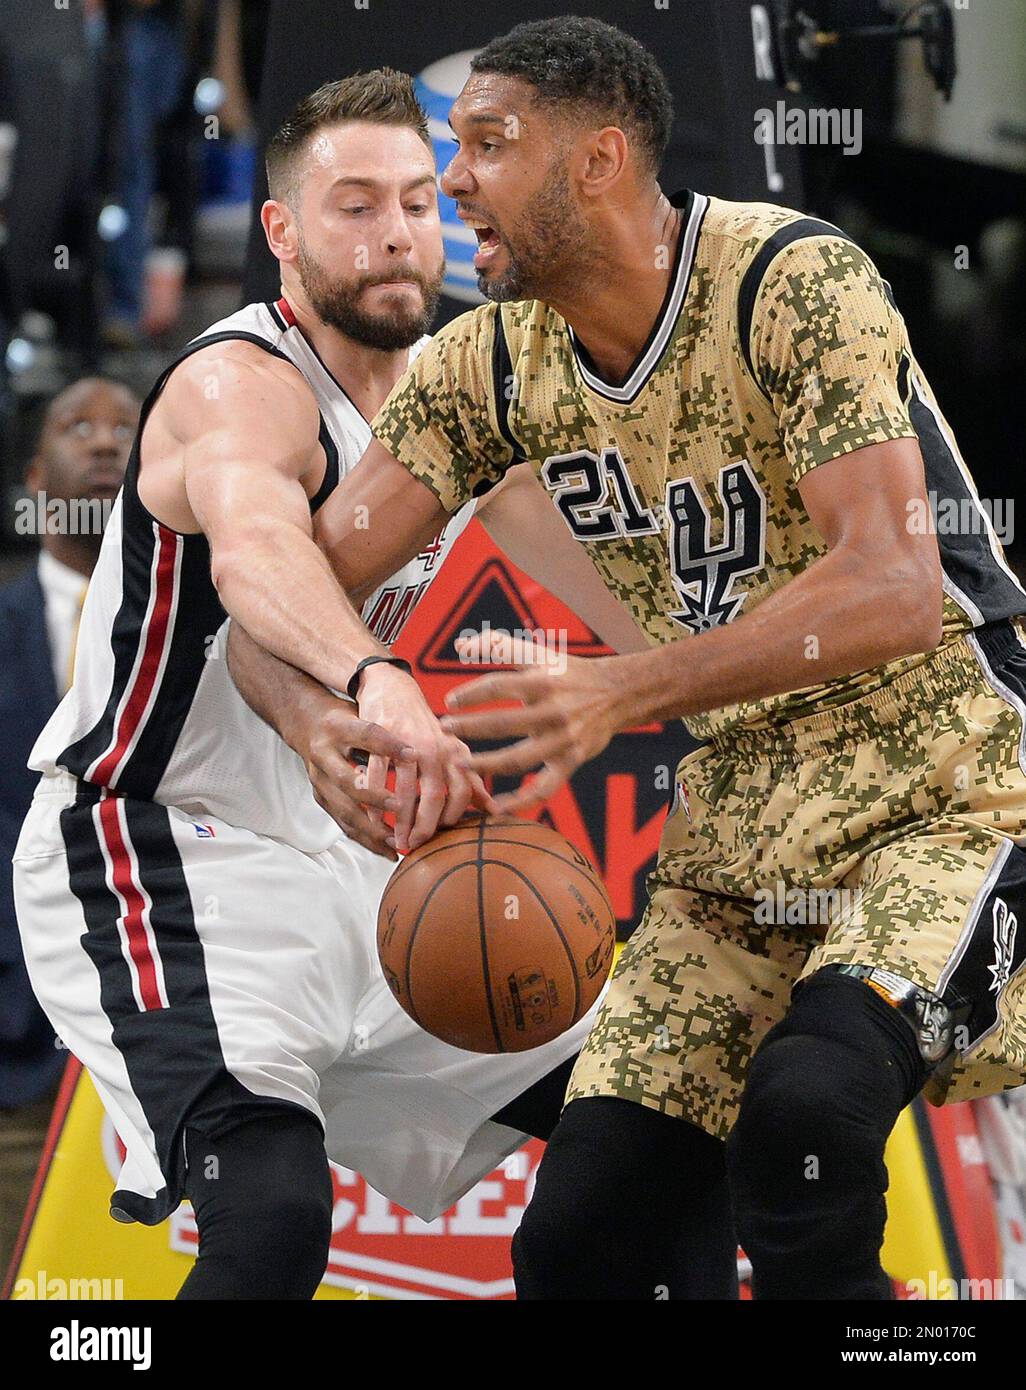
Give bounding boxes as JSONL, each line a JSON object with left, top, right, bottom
{"left": 471, "top": 155, "right": 601, "bottom": 305}
{"left": 296, "top": 230, "right": 445, "bottom": 350}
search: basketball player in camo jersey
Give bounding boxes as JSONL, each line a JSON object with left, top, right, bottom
{"left": 232, "top": 20, "right": 1026, "bottom": 1299}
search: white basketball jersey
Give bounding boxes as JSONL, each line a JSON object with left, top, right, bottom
{"left": 29, "top": 298, "right": 474, "bottom": 850}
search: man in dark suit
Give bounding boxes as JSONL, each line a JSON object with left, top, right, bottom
{"left": 0, "top": 377, "right": 138, "bottom": 1272}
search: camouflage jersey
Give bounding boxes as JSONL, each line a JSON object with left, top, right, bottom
{"left": 371, "top": 190, "right": 1026, "bottom": 740}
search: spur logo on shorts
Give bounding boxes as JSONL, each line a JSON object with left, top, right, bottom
{"left": 989, "top": 898, "right": 1018, "bottom": 994}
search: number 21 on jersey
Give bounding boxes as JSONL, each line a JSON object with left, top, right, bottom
{"left": 541, "top": 449, "right": 768, "bottom": 634}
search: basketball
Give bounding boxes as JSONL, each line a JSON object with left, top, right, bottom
{"left": 376, "top": 816, "right": 615, "bottom": 1053}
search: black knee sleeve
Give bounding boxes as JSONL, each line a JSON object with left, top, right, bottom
{"left": 726, "top": 970, "right": 928, "bottom": 1300}
{"left": 514, "top": 1096, "right": 737, "bottom": 1300}
{"left": 177, "top": 1109, "right": 332, "bottom": 1300}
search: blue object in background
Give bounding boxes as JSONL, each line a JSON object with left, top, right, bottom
{"left": 202, "top": 136, "right": 258, "bottom": 206}
{"left": 105, "top": 10, "right": 188, "bottom": 328}
{"left": 414, "top": 49, "right": 483, "bottom": 305}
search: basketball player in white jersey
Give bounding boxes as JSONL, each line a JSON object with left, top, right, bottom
{"left": 12, "top": 72, "right": 652, "bottom": 1300}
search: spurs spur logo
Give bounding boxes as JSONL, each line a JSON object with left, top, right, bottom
{"left": 665, "top": 461, "right": 767, "bottom": 634}
{"left": 988, "top": 897, "right": 1018, "bottom": 994}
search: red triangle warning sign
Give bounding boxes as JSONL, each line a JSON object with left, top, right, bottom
{"left": 417, "top": 555, "right": 607, "bottom": 674}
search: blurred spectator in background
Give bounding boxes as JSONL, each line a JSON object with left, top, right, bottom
{"left": 102, "top": 1, "right": 195, "bottom": 348}
{"left": 213, "top": 0, "right": 260, "bottom": 140}
{"left": 100, "top": 0, "right": 269, "bottom": 346}
{"left": 0, "top": 0, "right": 107, "bottom": 369}
{"left": 0, "top": 376, "right": 138, "bottom": 1272}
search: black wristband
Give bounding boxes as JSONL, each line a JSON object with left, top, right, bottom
{"left": 345, "top": 654, "right": 413, "bottom": 702}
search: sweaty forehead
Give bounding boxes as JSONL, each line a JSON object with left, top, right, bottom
{"left": 450, "top": 73, "right": 542, "bottom": 131}
{"left": 303, "top": 123, "right": 433, "bottom": 182}
{"left": 307, "top": 130, "right": 339, "bottom": 171}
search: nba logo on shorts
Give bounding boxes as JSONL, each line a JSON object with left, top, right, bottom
{"left": 672, "top": 779, "right": 692, "bottom": 821}
{"left": 193, "top": 823, "right": 216, "bottom": 839}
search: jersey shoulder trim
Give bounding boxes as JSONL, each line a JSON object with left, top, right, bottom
{"left": 267, "top": 297, "right": 376, "bottom": 427}
{"left": 737, "top": 216, "right": 861, "bottom": 400}
{"left": 309, "top": 421, "right": 340, "bottom": 514}
{"left": 491, "top": 307, "right": 525, "bottom": 466}
{"left": 267, "top": 296, "right": 294, "bottom": 333}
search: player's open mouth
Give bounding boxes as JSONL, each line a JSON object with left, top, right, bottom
{"left": 463, "top": 218, "right": 503, "bottom": 270}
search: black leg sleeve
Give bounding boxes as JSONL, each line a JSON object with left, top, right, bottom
{"left": 513, "top": 1096, "right": 738, "bottom": 1300}
{"left": 726, "top": 970, "right": 928, "bottom": 1301}
{"left": 176, "top": 1109, "right": 333, "bottom": 1301}
{"left": 489, "top": 1056, "right": 577, "bottom": 1140}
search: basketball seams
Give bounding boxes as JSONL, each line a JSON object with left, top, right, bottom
{"left": 400, "top": 861, "right": 473, "bottom": 1030}
{"left": 482, "top": 858, "right": 583, "bottom": 1022}
{"left": 383, "top": 824, "right": 541, "bottom": 883}
{"left": 379, "top": 821, "right": 614, "bottom": 1052}
{"left": 475, "top": 815, "right": 504, "bottom": 1051}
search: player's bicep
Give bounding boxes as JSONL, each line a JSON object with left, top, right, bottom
{"left": 185, "top": 433, "right": 316, "bottom": 556}
{"left": 314, "top": 438, "right": 450, "bottom": 602}
{"left": 173, "top": 349, "right": 321, "bottom": 547}
{"left": 799, "top": 436, "right": 941, "bottom": 580}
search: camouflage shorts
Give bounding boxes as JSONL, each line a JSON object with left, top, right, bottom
{"left": 568, "top": 623, "right": 1026, "bottom": 1138}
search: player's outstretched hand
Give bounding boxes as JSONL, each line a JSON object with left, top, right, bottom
{"left": 355, "top": 662, "right": 496, "bottom": 853}
{"left": 441, "top": 632, "right": 629, "bottom": 814}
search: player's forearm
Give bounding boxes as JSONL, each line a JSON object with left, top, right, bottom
{"left": 226, "top": 621, "right": 344, "bottom": 755}
{"left": 610, "top": 545, "right": 943, "bottom": 728}
{"left": 210, "top": 519, "right": 389, "bottom": 692}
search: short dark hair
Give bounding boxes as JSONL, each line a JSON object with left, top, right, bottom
{"left": 265, "top": 69, "right": 431, "bottom": 205}
{"left": 470, "top": 17, "right": 673, "bottom": 173}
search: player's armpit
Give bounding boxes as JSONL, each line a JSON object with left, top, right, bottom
{"left": 313, "top": 438, "right": 452, "bottom": 605}
{"left": 476, "top": 464, "right": 650, "bottom": 656}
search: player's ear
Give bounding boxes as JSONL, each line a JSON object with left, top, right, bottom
{"left": 261, "top": 199, "right": 298, "bottom": 264}
{"left": 578, "top": 126, "right": 629, "bottom": 199}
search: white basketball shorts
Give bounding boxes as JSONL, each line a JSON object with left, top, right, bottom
{"left": 13, "top": 772, "right": 602, "bottom": 1224}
